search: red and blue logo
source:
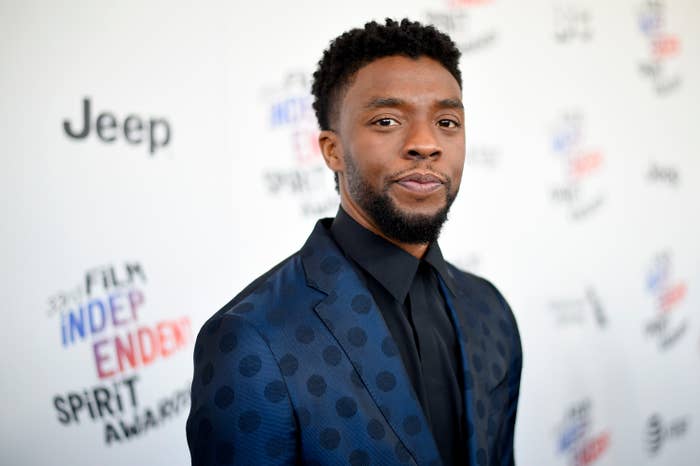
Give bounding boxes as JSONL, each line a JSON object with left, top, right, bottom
{"left": 636, "top": 0, "right": 682, "bottom": 94}
{"left": 557, "top": 400, "right": 610, "bottom": 466}
{"left": 48, "top": 262, "right": 192, "bottom": 444}
{"left": 549, "top": 112, "right": 605, "bottom": 220}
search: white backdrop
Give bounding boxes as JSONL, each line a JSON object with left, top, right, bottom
{"left": 1, "top": 0, "right": 699, "bottom": 465}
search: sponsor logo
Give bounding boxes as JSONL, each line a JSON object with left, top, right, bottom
{"left": 647, "top": 162, "right": 679, "bottom": 186}
{"left": 425, "top": 0, "right": 497, "bottom": 54}
{"left": 47, "top": 262, "right": 192, "bottom": 444}
{"left": 549, "top": 111, "right": 605, "bottom": 220}
{"left": 63, "top": 97, "right": 171, "bottom": 155}
{"left": 557, "top": 399, "right": 611, "bottom": 466}
{"left": 553, "top": 3, "right": 593, "bottom": 43}
{"left": 644, "top": 251, "right": 688, "bottom": 349}
{"left": 646, "top": 413, "right": 689, "bottom": 455}
{"left": 637, "top": 0, "right": 682, "bottom": 94}
{"left": 260, "top": 72, "right": 337, "bottom": 218}
{"left": 549, "top": 288, "right": 607, "bottom": 328}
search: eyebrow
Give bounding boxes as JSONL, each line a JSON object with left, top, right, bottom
{"left": 437, "top": 98, "right": 464, "bottom": 110}
{"left": 363, "top": 97, "right": 464, "bottom": 110}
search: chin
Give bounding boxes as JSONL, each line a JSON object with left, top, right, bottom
{"left": 391, "top": 198, "right": 448, "bottom": 219}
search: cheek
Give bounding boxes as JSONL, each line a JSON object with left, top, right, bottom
{"left": 444, "top": 138, "right": 465, "bottom": 170}
{"left": 347, "top": 130, "right": 399, "bottom": 174}
{"left": 451, "top": 165, "right": 464, "bottom": 191}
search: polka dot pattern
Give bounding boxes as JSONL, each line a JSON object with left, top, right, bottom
{"left": 307, "top": 374, "right": 327, "bottom": 397}
{"left": 186, "top": 231, "right": 521, "bottom": 466}
{"left": 219, "top": 332, "right": 237, "bottom": 353}
{"left": 335, "top": 396, "right": 357, "bottom": 418}
{"left": 395, "top": 442, "right": 410, "bottom": 463}
{"left": 320, "top": 428, "right": 341, "bottom": 450}
{"left": 367, "top": 419, "right": 385, "bottom": 440}
{"left": 239, "top": 355, "right": 262, "bottom": 377}
{"left": 279, "top": 353, "right": 299, "bottom": 376}
{"left": 351, "top": 294, "right": 371, "bottom": 314}
{"left": 381, "top": 337, "right": 398, "bottom": 357}
{"left": 214, "top": 386, "right": 235, "bottom": 409}
{"left": 347, "top": 327, "right": 367, "bottom": 347}
{"left": 322, "top": 345, "right": 342, "bottom": 366}
{"left": 239, "top": 410, "right": 261, "bottom": 433}
{"left": 376, "top": 371, "right": 396, "bottom": 392}
{"left": 349, "top": 449, "right": 370, "bottom": 466}
{"left": 264, "top": 380, "right": 286, "bottom": 403}
{"left": 295, "top": 325, "right": 315, "bottom": 344}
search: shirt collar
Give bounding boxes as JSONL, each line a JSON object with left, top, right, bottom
{"left": 422, "top": 239, "right": 458, "bottom": 296}
{"left": 330, "top": 207, "right": 457, "bottom": 302}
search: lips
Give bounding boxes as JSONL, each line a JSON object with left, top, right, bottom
{"left": 394, "top": 172, "right": 445, "bottom": 194}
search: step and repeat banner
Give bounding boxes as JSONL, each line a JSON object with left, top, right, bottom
{"left": 1, "top": 0, "right": 698, "bottom": 465}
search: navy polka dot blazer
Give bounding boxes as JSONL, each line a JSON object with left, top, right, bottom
{"left": 187, "top": 219, "right": 522, "bottom": 465}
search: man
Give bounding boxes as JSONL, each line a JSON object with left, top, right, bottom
{"left": 187, "top": 18, "right": 522, "bottom": 466}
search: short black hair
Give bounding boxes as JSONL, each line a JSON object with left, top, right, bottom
{"left": 311, "top": 18, "right": 462, "bottom": 132}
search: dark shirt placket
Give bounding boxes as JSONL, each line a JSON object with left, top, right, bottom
{"left": 330, "top": 207, "right": 467, "bottom": 466}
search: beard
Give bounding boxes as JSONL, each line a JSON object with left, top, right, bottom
{"left": 344, "top": 154, "right": 457, "bottom": 245}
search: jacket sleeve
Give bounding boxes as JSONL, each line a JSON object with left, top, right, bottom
{"left": 498, "top": 342, "right": 521, "bottom": 466}
{"left": 490, "top": 283, "right": 523, "bottom": 466}
{"left": 186, "top": 312, "right": 297, "bottom": 465}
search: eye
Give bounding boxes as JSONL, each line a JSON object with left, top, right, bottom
{"left": 373, "top": 117, "right": 400, "bottom": 127}
{"left": 437, "top": 119, "right": 461, "bottom": 128}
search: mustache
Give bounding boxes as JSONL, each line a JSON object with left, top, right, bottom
{"left": 386, "top": 166, "right": 451, "bottom": 185}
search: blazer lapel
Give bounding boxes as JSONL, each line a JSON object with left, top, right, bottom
{"left": 301, "top": 221, "right": 442, "bottom": 466}
{"left": 439, "top": 275, "right": 507, "bottom": 466}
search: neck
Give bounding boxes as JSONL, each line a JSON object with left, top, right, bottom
{"left": 339, "top": 197, "right": 429, "bottom": 259}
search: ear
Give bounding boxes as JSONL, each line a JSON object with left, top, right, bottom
{"left": 318, "top": 130, "right": 344, "bottom": 174}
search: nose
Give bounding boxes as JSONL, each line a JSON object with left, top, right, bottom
{"left": 403, "top": 121, "right": 442, "bottom": 159}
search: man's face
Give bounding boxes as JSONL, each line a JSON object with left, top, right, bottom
{"left": 331, "top": 55, "right": 466, "bottom": 244}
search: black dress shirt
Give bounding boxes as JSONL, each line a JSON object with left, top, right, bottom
{"left": 330, "top": 207, "right": 467, "bottom": 466}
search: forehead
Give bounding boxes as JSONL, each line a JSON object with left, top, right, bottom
{"left": 340, "top": 55, "right": 462, "bottom": 112}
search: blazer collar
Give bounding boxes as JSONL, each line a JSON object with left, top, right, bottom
{"left": 300, "top": 219, "right": 442, "bottom": 466}
{"left": 439, "top": 270, "right": 511, "bottom": 466}
{"left": 300, "top": 219, "right": 507, "bottom": 466}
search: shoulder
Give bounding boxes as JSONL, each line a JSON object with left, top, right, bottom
{"left": 446, "top": 262, "right": 509, "bottom": 305}
{"left": 201, "top": 251, "right": 309, "bottom": 328}
{"left": 200, "top": 219, "right": 337, "bottom": 335}
{"left": 446, "top": 263, "right": 521, "bottom": 345}
{"left": 187, "top": 258, "right": 302, "bottom": 464}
